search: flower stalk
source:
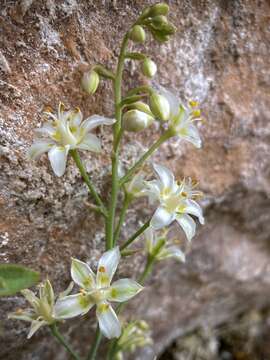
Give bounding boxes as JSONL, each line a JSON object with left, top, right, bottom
{"left": 50, "top": 324, "right": 82, "bottom": 360}
{"left": 70, "top": 149, "right": 107, "bottom": 217}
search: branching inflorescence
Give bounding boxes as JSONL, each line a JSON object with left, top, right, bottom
{"left": 8, "top": 3, "right": 205, "bottom": 359}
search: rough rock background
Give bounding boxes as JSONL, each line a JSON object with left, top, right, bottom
{"left": 0, "top": 0, "right": 270, "bottom": 359}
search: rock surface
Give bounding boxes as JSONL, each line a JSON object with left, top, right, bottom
{"left": 0, "top": 0, "right": 270, "bottom": 359}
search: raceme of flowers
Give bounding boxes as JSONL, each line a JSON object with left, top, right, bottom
{"left": 7, "top": 3, "right": 207, "bottom": 359}
{"left": 28, "top": 103, "right": 115, "bottom": 177}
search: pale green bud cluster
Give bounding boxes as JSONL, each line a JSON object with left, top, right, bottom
{"left": 139, "top": 3, "right": 176, "bottom": 43}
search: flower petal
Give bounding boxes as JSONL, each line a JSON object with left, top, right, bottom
{"left": 159, "top": 87, "right": 180, "bottom": 117}
{"left": 48, "top": 145, "right": 69, "bottom": 177}
{"left": 77, "top": 133, "right": 101, "bottom": 152}
{"left": 28, "top": 140, "right": 53, "bottom": 160}
{"left": 158, "top": 246, "right": 186, "bottom": 262}
{"left": 176, "top": 214, "right": 196, "bottom": 242}
{"left": 153, "top": 163, "right": 175, "bottom": 190}
{"left": 96, "top": 247, "right": 120, "bottom": 288}
{"left": 96, "top": 302, "right": 121, "bottom": 339}
{"left": 21, "top": 289, "right": 40, "bottom": 311}
{"left": 183, "top": 124, "right": 202, "bottom": 148}
{"left": 8, "top": 309, "right": 36, "bottom": 322}
{"left": 107, "top": 279, "right": 143, "bottom": 303}
{"left": 27, "top": 320, "right": 47, "bottom": 339}
{"left": 39, "top": 280, "right": 54, "bottom": 307}
{"left": 35, "top": 123, "right": 56, "bottom": 137}
{"left": 144, "top": 227, "right": 155, "bottom": 254}
{"left": 54, "top": 293, "right": 94, "bottom": 319}
{"left": 71, "top": 258, "right": 96, "bottom": 290}
{"left": 81, "top": 115, "right": 115, "bottom": 133}
{"left": 69, "top": 108, "right": 83, "bottom": 127}
{"left": 150, "top": 206, "right": 175, "bottom": 230}
{"left": 184, "top": 199, "right": 204, "bottom": 224}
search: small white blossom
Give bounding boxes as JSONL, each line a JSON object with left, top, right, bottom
{"left": 28, "top": 103, "right": 115, "bottom": 176}
{"left": 54, "top": 247, "right": 143, "bottom": 339}
{"left": 145, "top": 163, "right": 204, "bottom": 241}
{"left": 8, "top": 280, "right": 73, "bottom": 339}
{"left": 159, "top": 87, "right": 202, "bottom": 148}
{"left": 145, "top": 227, "right": 185, "bottom": 262}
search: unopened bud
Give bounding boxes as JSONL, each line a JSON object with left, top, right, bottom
{"left": 123, "top": 110, "right": 154, "bottom": 132}
{"left": 148, "top": 3, "right": 169, "bottom": 17}
{"left": 142, "top": 58, "right": 157, "bottom": 78}
{"left": 127, "top": 101, "right": 154, "bottom": 116}
{"left": 129, "top": 25, "right": 146, "bottom": 43}
{"left": 81, "top": 70, "right": 99, "bottom": 95}
{"left": 151, "top": 15, "right": 168, "bottom": 28}
{"left": 149, "top": 93, "right": 170, "bottom": 121}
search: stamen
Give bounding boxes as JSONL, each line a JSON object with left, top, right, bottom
{"left": 99, "top": 266, "right": 106, "bottom": 273}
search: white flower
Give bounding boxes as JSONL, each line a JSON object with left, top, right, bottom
{"left": 145, "top": 227, "right": 185, "bottom": 263}
{"left": 145, "top": 163, "right": 204, "bottom": 241}
{"left": 159, "top": 87, "right": 202, "bottom": 148}
{"left": 28, "top": 103, "right": 115, "bottom": 176}
{"left": 8, "top": 280, "right": 73, "bottom": 339}
{"left": 54, "top": 247, "right": 143, "bottom": 339}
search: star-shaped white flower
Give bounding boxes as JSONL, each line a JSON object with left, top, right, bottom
{"left": 28, "top": 103, "right": 115, "bottom": 176}
{"left": 8, "top": 280, "right": 73, "bottom": 339}
{"left": 145, "top": 163, "right": 204, "bottom": 241}
{"left": 159, "top": 87, "right": 202, "bottom": 148}
{"left": 54, "top": 247, "right": 143, "bottom": 339}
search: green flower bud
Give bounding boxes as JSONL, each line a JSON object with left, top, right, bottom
{"left": 148, "top": 3, "right": 169, "bottom": 17}
{"left": 123, "top": 109, "right": 154, "bottom": 132}
{"left": 151, "top": 15, "right": 168, "bottom": 28}
{"left": 81, "top": 70, "right": 99, "bottom": 94}
{"left": 141, "top": 58, "right": 157, "bottom": 78}
{"left": 129, "top": 25, "right": 146, "bottom": 43}
{"left": 126, "top": 101, "right": 154, "bottom": 117}
{"left": 149, "top": 93, "right": 170, "bottom": 121}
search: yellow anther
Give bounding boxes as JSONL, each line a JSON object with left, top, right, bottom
{"left": 43, "top": 105, "right": 53, "bottom": 113}
{"left": 15, "top": 308, "right": 23, "bottom": 314}
{"left": 98, "top": 266, "right": 106, "bottom": 273}
{"left": 189, "top": 100, "right": 199, "bottom": 108}
{"left": 80, "top": 288, "right": 87, "bottom": 295}
{"left": 192, "top": 109, "right": 201, "bottom": 117}
{"left": 181, "top": 191, "right": 187, "bottom": 198}
{"left": 59, "top": 102, "right": 65, "bottom": 112}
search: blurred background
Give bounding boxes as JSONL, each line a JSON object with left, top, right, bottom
{"left": 0, "top": 0, "right": 269, "bottom": 359}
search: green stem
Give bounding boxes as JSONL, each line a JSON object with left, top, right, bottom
{"left": 70, "top": 150, "right": 107, "bottom": 217}
{"left": 50, "top": 324, "right": 82, "bottom": 360}
{"left": 87, "top": 326, "right": 102, "bottom": 360}
{"left": 120, "top": 219, "right": 150, "bottom": 251}
{"left": 119, "top": 131, "right": 171, "bottom": 187}
{"left": 106, "top": 255, "right": 156, "bottom": 360}
{"left": 113, "top": 194, "right": 131, "bottom": 245}
{"left": 106, "top": 32, "right": 130, "bottom": 250}
{"left": 139, "top": 255, "right": 155, "bottom": 284}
